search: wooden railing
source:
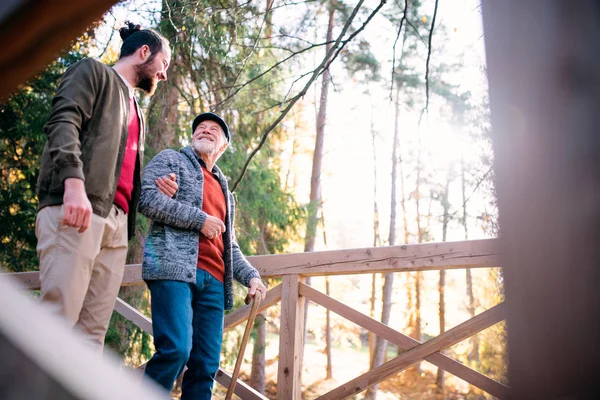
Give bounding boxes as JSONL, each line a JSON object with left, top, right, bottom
{"left": 4, "top": 238, "right": 507, "bottom": 399}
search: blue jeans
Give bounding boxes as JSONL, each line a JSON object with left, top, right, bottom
{"left": 144, "top": 270, "right": 224, "bottom": 400}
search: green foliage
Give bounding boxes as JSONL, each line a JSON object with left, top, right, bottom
{"left": 343, "top": 39, "right": 381, "bottom": 82}
{"left": 105, "top": 287, "right": 154, "bottom": 365}
{"left": 0, "top": 50, "right": 87, "bottom": 272}
{"left": 147, "top": 0, "right": 306, "bottom": 257}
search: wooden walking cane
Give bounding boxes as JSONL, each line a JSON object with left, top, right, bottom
{"left": 225, "top": 293, "right": 262, "bottom": 400}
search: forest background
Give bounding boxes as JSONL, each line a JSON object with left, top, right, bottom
{"left": 0, "top": 0, "right": 504, "bottom": 398}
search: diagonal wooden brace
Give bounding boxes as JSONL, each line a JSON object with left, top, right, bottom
{"left": 299, "top": 283, "right": 507, "bottom": 398}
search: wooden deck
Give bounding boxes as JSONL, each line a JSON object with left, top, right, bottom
{"left": 4, "top": 238, "right": 507, "bottom": 399}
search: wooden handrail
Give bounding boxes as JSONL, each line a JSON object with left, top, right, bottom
{"left": 1, "top": 238, "right": 500, "bottom": 289}
{"left": 251, "top": 238, "right": 499, "bottom": 277}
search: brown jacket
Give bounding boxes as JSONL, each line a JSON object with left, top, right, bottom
{"left": 37, "top": 58, "right": 145, "bottom": 239}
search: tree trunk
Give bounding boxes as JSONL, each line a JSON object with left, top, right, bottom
{"left": 462, "top": 158, "right": 479, "bottom": 366}
{"left": 249, "top": 227, "right": 270, "bottom": 393}
{"left": 435, "top": 165, "right": 453, "bottom": 390}
{"left": 304, "top": 0, "right": 334, "bottom": 253}
{"left": 325, "top": 276, "right": 333, "bottom": 379}
{"left": 303, "top": 0, "right": 335, "bottom": 372}
{"left": 249, "top": 313, "right": 267, "bottom": 393}
{"left": 412, "top": 135, "right": 423, "bottom": 373}
{"left": 146, "top": 0, "right": 184, "bottom": 156}
{"left": 369, "top": 94, "right": 382, "bottom": 367}
{"left": 365, "top": 80, "right": 401, "bottom": 400}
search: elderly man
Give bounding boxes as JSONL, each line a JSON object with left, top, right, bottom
{"left": 139, "top": 112, "right": 267, "bottom": 399}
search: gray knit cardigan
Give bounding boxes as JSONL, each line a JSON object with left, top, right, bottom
{"left": 139, "top": 146, "right": 260, "bottom": 310}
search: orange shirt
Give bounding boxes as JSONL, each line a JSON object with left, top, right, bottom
{"left": 197, "top": 165, "right": 226, "bottom": 282}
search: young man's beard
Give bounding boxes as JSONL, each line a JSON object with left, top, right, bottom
{"left": 135, "top": 58, "right": 158, "bottom": 95}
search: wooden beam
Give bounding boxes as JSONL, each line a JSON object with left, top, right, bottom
{"left": 121, "top": 264, "right": 144, "bottom": 287}
{"left": 2, "top": 263, "right": 144, "bottom": 291}
{"left": 316, "top": 303, "right": 505, "bottom": 400}
{"left": 276, "top": 274, "right": 305, "bottom": 400}
{"left": 1, "top": 270, "right": 40, "bottom": 290}
{"left": 224, "top": 284, "right": 282, "bottom": 333}
{"left": 0, "top": 278, "right": 167, "bottom": 399}
{"left": 215, "top": 368, "right": 269, "bottom": 400}
{"left": 0, "top": 239, "right": 501, "bottom": 288}
{"left": 249, "top": 239, "right": 499, "bottom": 278}
{"left": 483, "top": 1, "right": 600, "bottom": 398}
{"left": 0, "top": 0, "right": 118, "bottom": 100}
{"left": 113, "top": 297, "right": 153, "bottom": 336}
{"left": 299, "top": 283, "right": 508, "bottom": 399}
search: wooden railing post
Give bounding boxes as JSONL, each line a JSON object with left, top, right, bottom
{"left": 277, "top": 274, "right": 305, "bottom": 399}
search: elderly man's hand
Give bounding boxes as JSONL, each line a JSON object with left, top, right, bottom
{"left": 201, "top": 214, "right": 226, "bottom": 240}
{"left": 248, "top": 277, "right": 267, "bottom": 301}
{"left": 155, "top": 173, "right": 177, "bottom": 198}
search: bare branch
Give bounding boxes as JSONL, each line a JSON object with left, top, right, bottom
{"left": 231, "top": 0, "right": 388, "bottom": 192}
{"left": 225, "top": 1, "right": 275, "bottom": 101}
{"left": 420, "top": 0, "right": 440, "bottom": 123}
{"left": 406, "top": 19, "right": 426, "bottom": 46}
{"left": 390, "top": 0, "right": 408, "bottom": 100}
{"left": 211, "top": 40, "right": 333, "bottom": 110}
{"left": 321, "top": 0, "right": 388, "bottom": 74}
{"left": 97, "top": 11, "right": 116, "bottom": 59}
{"left": 437, "top": 163, "right": 493, "bottom": 221}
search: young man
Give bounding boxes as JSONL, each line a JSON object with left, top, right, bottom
{"left": 36, "top": 22, "right": 174, "bottom": 351}
{"left": 139, "top": 112, "right": 267, "bottom": 399}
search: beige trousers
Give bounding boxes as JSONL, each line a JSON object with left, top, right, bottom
{"left": 36, "top": 204, "right": 128, "bottom": 352}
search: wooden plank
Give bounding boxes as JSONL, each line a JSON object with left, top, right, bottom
{"left": 483, "top": 0, "right": 600, "bottom": 397}
{"left": 215, "top": 368, "right": 269, "bottom": 400}
{"left": 121, "top": 264, "right": 144, "bottom": 287}
{"left": 224, "top": 284, "right": 282, "bottom": 333}
{"left": 0, "top": 0, "right": 118, "bottom": 100}
{"left": 113, "top": 297, "right": 153, "bottom": 336}
{"left": 299, "top": 284, "right": 508, "bottom": 399}
{"left": 276, "top": 274, "right": 305, "bottom": 400}
{"left": 2, "top": 264, "right": 144, "bottom": 291}
{"left": 0, "top": 277, "right": 167, "bottom": 399}
{"left": 249, "top": 239, "right": 500, "bottom": 278}
{"left": 483, "top": 1, "right": 600, "bottom": 399}
{"left": 317, "top": 303, "right": 506, "bottom": 400}
{"left": 0, "top": 239, "right": 501, "bottom": 288}
{"left": 1, "top": 270, "right": 40, "bottom": 290}
{"left": 0, "top": 0, "right": 23, "bottom": 23}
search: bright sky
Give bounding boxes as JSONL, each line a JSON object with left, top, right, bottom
{"left": 279, "top": 0, "right": 491, "bottom": 253}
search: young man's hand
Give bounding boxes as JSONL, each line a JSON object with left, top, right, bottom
{"left": 155, "top": 173, "right": 178, "bottom": 198}
{"left": 248, "top": 277, "right": 267, "bottom": 300}
{"left": 201, "top": 214, "right": 226, "bottom": 240}
{"left": 63, "top": 178, "right": 93, "bottom": 233}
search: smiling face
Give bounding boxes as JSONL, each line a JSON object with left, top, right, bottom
{"left": 134, "top": 46, "right": 170, "bottom": 95}
{"left": 192, "top": 119, "right": 228, "bottom": 157}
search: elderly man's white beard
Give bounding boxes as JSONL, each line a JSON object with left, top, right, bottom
{"left": 193, "top": 138, "right": 216, "bottom": 156}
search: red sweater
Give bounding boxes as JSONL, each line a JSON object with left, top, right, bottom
{"left": 197, "top": 165, "right": 226, "bottom": 282}
{"left": 113, "top": 98, "right": 139, "bottom": 213}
